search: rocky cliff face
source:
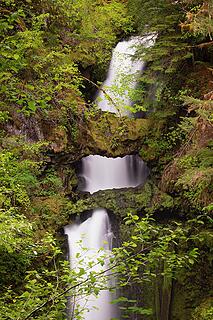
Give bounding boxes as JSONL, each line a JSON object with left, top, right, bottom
{"left": 4, "top": 108, "right": 149, "bottom": 160}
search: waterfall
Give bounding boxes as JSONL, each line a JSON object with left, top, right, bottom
{"left": 64, "top": 209, "right": 117, "bottom": 320}
{"left": 97, "top": 35, "right": 155, "bottom": 115}
{"left": 78, "top": 154, "right": 149, "bottom": 194}
{"left": 66, "top": 154, "right": 148, "bottom": 319}
{"left": 65, "top": 36, "right": 152, "bottom": 319}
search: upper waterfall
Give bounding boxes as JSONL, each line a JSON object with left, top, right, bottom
{"left": 96, "top": 35, "right": 155, "bottom": 115}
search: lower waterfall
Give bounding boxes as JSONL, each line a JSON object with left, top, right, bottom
{"left": 64, "top": 209, "right": 117, "bottom": 320}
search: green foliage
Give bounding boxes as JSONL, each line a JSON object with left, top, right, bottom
{"left": 0, "top": 137, "right": 70, "bottom": 317}
{"left": 183, "top": 96, "right": 213, "bottom": 122}
{"left": 0, "top": 149, "right": 38, "bottom": 252}
{"left": 126, "top": 0, "right": 213, "bottom": 118}
{"left": 0, "top": 0, "right": 131, "bottom": 126}
{"left": 128, "top": 0, "right": 195, "bottom": 75}
{"left": 0, "top": 235, "right": 116, "bottom": 320}
{"left": 0, "top": 209, "right": 206, "bottom": 320}
{"left": 0, "top": 239, "right": 67, "bottom": 320}
{"left": 0, "top": 151, "right": 39, "bottom": 206}
{"left": 0, "top": 207, "right": 32, "bottom": 253}
{"left": 175, "top": 144, "right": 213, "bottom": 207}
{"left": 0, "top": 1, "right": 133, "bottom": 317}
{"left": 139, "top": 118, "right": 187, "bottom": 170}
{"left": 181, "top": 1, "right": 213, "bottom": 40}
{"left": 117, "top": 213, "right": 200, "bottom": 278}
{"left": 0, "top": 0, "right": 212, "bottom": 319}
{"left": 192, "top": 298, "right": 213, "bottom": 320}
{"left": 112, "top": 296, "right": 153, "bottom": 318}
{"left": 112, "top": 213, "right": 205, "bottom": 318}
{"left": 38, "top": 170, "right": 64, "bottom": 196}
{"left": 0, "top": 111, "right": 10, "bottom": 123}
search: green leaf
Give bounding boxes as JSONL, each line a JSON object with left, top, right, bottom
{"left": 13, "top": 54, "right": 20, "bottom": 60}
{"left": 27, "top": 101, "right": 37, "bottom": 112}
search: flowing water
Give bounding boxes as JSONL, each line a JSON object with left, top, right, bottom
{"left": 64, "top": 209, "right": 116, "bottom": 320}
{"left": 97, "top": 35, "right": 155, "bottom": 115}
{"left": 65, "top": 36, "right": 152, "bottom": 319}
{"left": 78, "top": 154, "right": 149, "bottom": 194}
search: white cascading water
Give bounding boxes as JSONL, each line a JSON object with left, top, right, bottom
{"left": 65, "top": 36, "right": 152, "bottom": 319}
{"left": 64, "top": 209, "right": 117, "bottom": 320}
{"left": 78, "top": 154, "right": 149, "bottom": 194}
{"left": 97, "top": 35, "right": 155, "bottom": 115}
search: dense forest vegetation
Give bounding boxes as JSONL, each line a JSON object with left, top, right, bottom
{"left": 0, "top": 0, "right": 212, "bottom": 319}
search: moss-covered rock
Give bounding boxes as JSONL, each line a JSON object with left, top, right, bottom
{"left": 66, "top": 180, "right": 174, "bottom": 220}
{"left": 4, "top": 108, "right": 149, "bottom": 162}
{"left": 77, "top": 111, "right": 149, "bottom": 157}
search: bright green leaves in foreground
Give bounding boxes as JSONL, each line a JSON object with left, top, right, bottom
{"left": 112, "top": 212, "right": 210, "bottom": 318}
{"left": 0, "top": 141, "right": 210, "bottom": 320}
{"left": 0, "top": 151, "right": 37, "bottom": 252}
{"left": 116, "top": 213, "right": 201, "bottom": 281}
{"left": 0, "top": 2, "right": 133, "bottom": 317}
{"left": 0, "top": 211, "right": 207, "bottom": 319}
{"left": 0, "top": 240, "right": 68, "bottom": 320}
{"left": 0, "top": 145, "right": 69, "bottom": 317}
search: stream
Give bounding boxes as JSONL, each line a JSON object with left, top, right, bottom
{"left": 64, "top": 35, "right": 154, "bottom": 319}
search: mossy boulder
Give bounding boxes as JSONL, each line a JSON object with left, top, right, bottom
{"left": 77, "top": 111, "right": 149, "bottom": 157}
{"left": 67, "top": 180, "right": 174, "bottom": 220}
{"left": 5, "top": 108, "right": 149, "bottom": 161}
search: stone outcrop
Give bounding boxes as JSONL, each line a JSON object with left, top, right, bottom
{"left": 77, "top": 111, "right": 149, "bottom": 157}
{"left": 4, "top": 108, "right": 149, "bottom": 161}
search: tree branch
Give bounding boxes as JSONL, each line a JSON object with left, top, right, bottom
{"left": 23, "top": 245, "right": 151, "bottom": 320}
{"left": 80, "top": 75, "right": 122, "bottom": 117}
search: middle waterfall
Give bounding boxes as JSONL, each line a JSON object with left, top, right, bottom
{"left": 78, "top": 154, "right": 148, "bottom": 194}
